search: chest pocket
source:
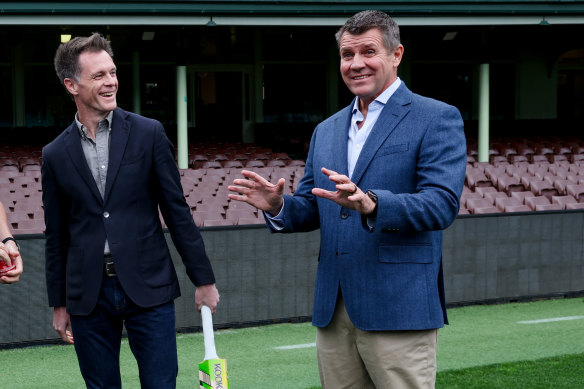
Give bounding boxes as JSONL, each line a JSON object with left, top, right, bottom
{"left": 120, "top": 151, "right": 144, "bottom": 166}
{"left": 377, "top": 142, "right": 409, "bottom": 158}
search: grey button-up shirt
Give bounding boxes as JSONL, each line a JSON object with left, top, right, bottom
{"left": 75, "top": 111, "right": 113, "bottom": 254}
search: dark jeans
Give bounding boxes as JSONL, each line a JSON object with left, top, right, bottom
{"left": 70, "top": 275, "right": 178, "bottom": 389}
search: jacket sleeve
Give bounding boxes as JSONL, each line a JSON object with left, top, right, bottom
{"left": 41, "top": 147, "right": 71, "bottom": 307}
{"left": 151, "top": 123, "right": 216, "bottom": 286}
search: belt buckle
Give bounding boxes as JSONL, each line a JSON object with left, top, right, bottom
{"left": 104, "top": 255, "right": 117, "bottom": 277}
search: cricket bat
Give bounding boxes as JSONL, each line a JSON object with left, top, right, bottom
{"left": 198, "top": 305, "right": 229, "bottom": 389}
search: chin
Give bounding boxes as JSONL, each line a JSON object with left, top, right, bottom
{"left": 349, "top": 86, "right": 374, "bottom": 98}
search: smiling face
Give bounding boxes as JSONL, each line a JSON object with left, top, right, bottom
{"left": 64, "top": 49, "right": 118, "bottom": 123}
{"left": 339, "top": 28, "right": 403, "bottom": 107}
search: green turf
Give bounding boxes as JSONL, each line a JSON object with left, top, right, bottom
{"left": 436, "top": 353, "right": 584, "bottom": 389}
{"left": 0, "top": 298, "right": 583, "bottom": 388}
{"left": 438, "top": 297, "right": 584, "bottom": 371}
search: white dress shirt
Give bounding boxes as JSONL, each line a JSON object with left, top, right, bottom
{"left": 347, "top": 77, "right": 401, "bottom": 178}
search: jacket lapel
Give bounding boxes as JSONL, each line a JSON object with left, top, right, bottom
{"left": 104, "top": 108, "right": 130, "bottom": 202}
{"left": 330, "top": 103, "right": 353, "bottom": 177}
{"left": 63, "top": 124, "right": 103, "bottom": 203}
{"left": 350, "top": 83, "right": 412, "bottom": 185}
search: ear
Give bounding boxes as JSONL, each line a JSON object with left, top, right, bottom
{"left": 392, "top": 44, "right": 404, "bottom": 68}
{"left": 63, "top": 78, "right": 78, "bottom": 96}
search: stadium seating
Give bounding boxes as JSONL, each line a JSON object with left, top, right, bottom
{"left": 2, "top": 136, "right": 584, "bottom": 228}
{"left": 459, "top": 135, "right": 584, "bottom": 215}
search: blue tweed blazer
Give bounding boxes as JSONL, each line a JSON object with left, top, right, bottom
{"left": 270, "top": 83, "right": 466, "bottom": 331}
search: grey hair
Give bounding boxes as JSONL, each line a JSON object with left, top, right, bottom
{"left": 335, "top": 10, "right": 401, "bottom": 52}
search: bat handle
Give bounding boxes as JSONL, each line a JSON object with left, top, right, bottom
{"left": 201, "top": 305, "right": 219, "bottom": 360}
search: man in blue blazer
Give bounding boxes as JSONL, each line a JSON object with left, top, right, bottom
{"left": 229, "top": 10, "right": 466, "bottom": 388}
{"left": 42, "top": 33, "right": 220, "bottom": 388}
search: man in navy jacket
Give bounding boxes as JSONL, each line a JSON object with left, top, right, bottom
{"left": 229, "top": 11, "right": 466, "bottom": 388}
{"left": 43, "top": 33, "right": 220, "bottom": 388}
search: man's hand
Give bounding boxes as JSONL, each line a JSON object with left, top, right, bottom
{"left": 0, "top": 240, "right": 23, "bottom": 284}
{"left": 53, "top": 306, "right": 74, "bottom": 344}
{"left": 312, "top": 167, "right": 377, "bottom": 215}
{"left": 228, "top": 170, "right": 286, "bottom": 216}
{"left": 195, "top": 284, "right": 220, "bottom": 314}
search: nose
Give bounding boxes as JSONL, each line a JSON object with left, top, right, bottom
{"left": 105, "top": 72, "right": 117, "bottom": 84}
{"left": 350, "top": 54, "right": 365, "bottom": 70}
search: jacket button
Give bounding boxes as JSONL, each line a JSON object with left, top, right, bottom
{"left": 341, "top": 212, "right": 349, "bottom": 219}
{"left": 103, "top": 212, "right": 110, "bottom": 218}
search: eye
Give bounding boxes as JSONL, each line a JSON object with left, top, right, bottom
{"left": 365, "top": 49, "right": 376, "bottom": 56}
{"left": 341, "top": 52, "right": 353, "bottom": 60}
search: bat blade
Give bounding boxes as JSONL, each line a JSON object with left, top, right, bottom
{"left": 198, "top": 358, "right": 228, "bottom": 389}
{"left": 198, "top": 305, "right": 229, "bottom": 389}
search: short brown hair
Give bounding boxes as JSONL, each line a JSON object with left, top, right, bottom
{"left": 335, "top": 10, "right": 401, "bottom": 52}
{"left": 54, "top": 32, "right": 114, "bottom": 91}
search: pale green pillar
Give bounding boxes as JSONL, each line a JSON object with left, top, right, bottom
{"left": 132, "top": 52, "right": 141, "bottom": 115}
{"left": 176, "top": 65, "right": 189, "bottom": 169}
{"left": 478, "top": 63, "right": 490, "bottom": 163}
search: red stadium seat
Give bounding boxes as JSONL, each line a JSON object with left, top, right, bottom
{"left": 484, "top": 191, "right": 508, "bottom": 205}
{"left": 535, "top": 203, "right": 563, "bottom": 211}
{"left": 566, "top": 184, "right": 584, "bottom": 202}
{"left": 494, "top": 196, "right": 522, "bottom": 212}
{"left": 203, "top": 219, "right": 235, "bottom": 227}
{"left": 14, "top": 219, "right": 45, "bottom": 234}
{"left": 529, "top": 180, "right": 559, "bottom": 199}
{"left": 551, "top": 195, "right": 578, "bottom": 209}
{"left": 510, "top": 191, "right": 536, "bottom": 204}
{"left": 245, "top": 160, "right": 265, "bottom": 168}
{"left": 466, "top": 198, "right": 497, "bottom": 214}
{"left": 223, "top": 160, "right": 244, "bottom": 169}
{"left": 503, "top": 205, "right": 531, "bottom": 213}
{"left": 566, "top": 203, "right": 584, "bottom": 210}
{"left": 525, "top": 196, "right": 550, "bottom": 211}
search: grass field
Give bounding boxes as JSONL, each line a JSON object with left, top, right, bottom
{"left": 1, "top": 297, "right": 583, "bottom": 388}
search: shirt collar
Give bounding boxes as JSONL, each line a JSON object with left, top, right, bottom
{"left": 76, "top": 111, "right": 113, "bottom": 140}
{"left": 352, "top": 77, "right": 402, "bottom": 114}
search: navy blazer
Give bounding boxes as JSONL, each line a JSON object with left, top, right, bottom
{"left": 271, "top": 83, "right": 466, "bottom": 331}
{"left": 42, "top": 108, "right": 215, "bottom": 315}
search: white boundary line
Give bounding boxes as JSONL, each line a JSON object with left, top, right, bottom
{"left": 517, "top": 316, "right": 584, "bottom": 324}
{"left": 274, "top": 343, "right": 316, "bottom": 350}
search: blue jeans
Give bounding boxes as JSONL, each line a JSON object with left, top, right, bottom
{"left": 70, "top": 275, "right": 178, "bottom": 389}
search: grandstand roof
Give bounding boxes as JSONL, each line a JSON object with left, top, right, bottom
{"left": 2, "top": 0, "right": 584, "bottom": 16}
{"left": 2, "top": 1, "right": 584, "bottom": 26}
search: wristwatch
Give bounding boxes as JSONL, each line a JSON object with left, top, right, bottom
{"left": 365, "top": 190, "right": 378, "bottom": 218}
{"left": 2, "top": 237, "right": 19, "bottom": 250}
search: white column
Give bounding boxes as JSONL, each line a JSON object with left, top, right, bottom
{"left": 132, "top": 52, "right": 141, "bottom": 115}
{"left": 176, "top": 65, "right": 188, "bottom": 169}
{"left": 478, "top": 63, "right": 490, "bottom": 163}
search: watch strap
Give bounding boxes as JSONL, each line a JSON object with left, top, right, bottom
{"left": 2, "top": 237, "right": 19, "bottom": 250}
{"left": 365, "top": 190, "right": 378, "bottom": 218}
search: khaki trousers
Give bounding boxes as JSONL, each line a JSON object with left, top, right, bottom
{"left": 316, "top": 296, "right": 438, "bottom": 389}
